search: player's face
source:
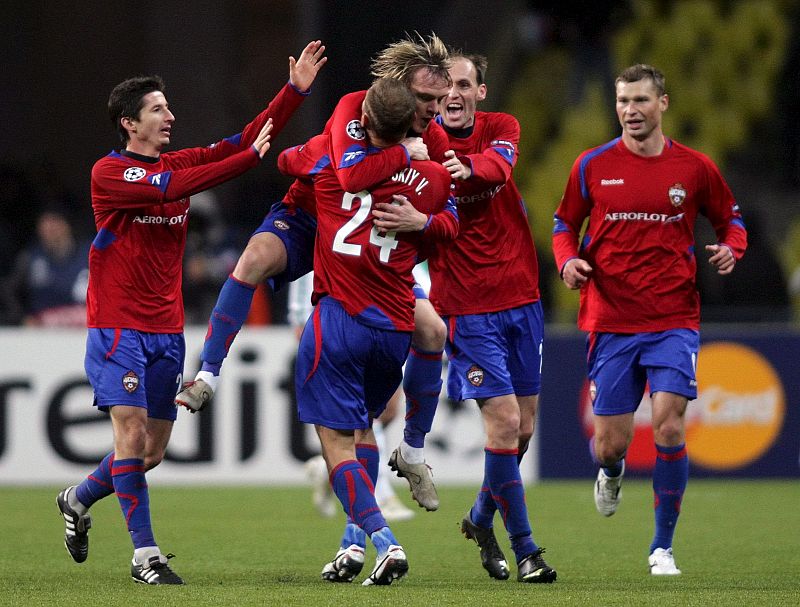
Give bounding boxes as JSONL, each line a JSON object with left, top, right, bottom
{"left": 441, "top": 57, "right": 486, "bottom": 130}
{"left": 127, "top": 91, "right": 175, "bottom": 155}
{"left": 408, "top": 68, "right": 450, "bottom": 133}
{"left": 615, "top": 78, "right": 668, "bottom": 143}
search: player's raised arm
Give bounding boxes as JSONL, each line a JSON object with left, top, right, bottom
{"left": 289, "top": 40, "right": 327, "bottom": 93}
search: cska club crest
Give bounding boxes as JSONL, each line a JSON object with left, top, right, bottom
{"left": 122, "top": 370, "right": 140, "bottom": 393}
{"left": 466, "top": 364, "right": 484, "bottom": 387}
{"left": 668, "top": 183, "right": 687, "bottom": 207}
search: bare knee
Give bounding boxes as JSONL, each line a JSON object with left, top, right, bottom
{"left": 653, "top": 418, "right": 684, "bottom": 446}
{"left": 144, "top": 451, "right": 165, "bottom": 471}
{"left": 114, "top": 418, "right": 147, "bottom": 456}
{"left": 234, "top": 235, "right": 286, "bottom": 284}
{"left": 651, "top": 394, "right": 688, "bottom": 446}
{"left": 482, "top": 400, "right": 521, "bottom": 449}
{"left": 593, "top": 433, "right": 628, "bottom": 465}
{"left": 412, "top": 305, "right": 446, "bottom": 351}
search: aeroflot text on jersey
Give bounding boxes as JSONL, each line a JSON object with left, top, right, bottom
{"left": 605, "top": 212, "right": 685, "bottom": 223}
{"left": 454, "top": 184, "right": 504, "bottom": 205}
{"left": 133, "top": 213, "right": 188, "bottom": 225}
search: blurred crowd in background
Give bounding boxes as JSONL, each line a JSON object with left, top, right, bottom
{"left": 1, "top": 0, "right": 798, "bottom": 328}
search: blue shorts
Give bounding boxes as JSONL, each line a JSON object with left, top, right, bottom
{"left": 586, "top": 328, "right": 699, "bottom": 416}
{"left": 295, "top": 297, "right": 411, "bottom": 430}
{"left": 252, "top": 202, "right": 316, "bottom": 292}
{"left": 84, "top": 328, "right": 185, "bottom": 421}
{"left": 444, "top": 301, "right": 544, "bottom": 402}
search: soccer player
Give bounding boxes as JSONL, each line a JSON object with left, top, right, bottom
{"left": 552, "top": 64, "right": 747, "bottom": 575}
{"left": 428, "top": 51, "right": 555, "bottom": 583}
{"left": 54, "top": 40, "right": 326, "bottom": 585}
{"left": 177, "top": 33, "right": 455, "bottom": 513}
{"left": 296, "top": 77, "right": 453, "bottom": 585}
{"left": 327, "top": 34, "right": 454, "bottom": 512}
{"left": 293, "top": 272, "right": 415, "bottom": 522}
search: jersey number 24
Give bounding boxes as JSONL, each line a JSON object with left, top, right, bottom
{"left": 332, "top": 190, "right": 399, "bottom": 263}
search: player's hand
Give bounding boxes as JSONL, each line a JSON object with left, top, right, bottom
{"left": 706, "top": 244, "right": 736, "bottom": 275}
{"left": 443, "top": 149, "right": 471, "bottom": 180}
{"left": 401, "top": 137, "right": 429, "bottom": 160}
{"left": 252, "top": 118, "right": 273, "bottom": 158}
{"left": 372, "top": 194, "right": 427, "bottom": 232}
{"left": 289, "top": 40, "right": 327, "bottom": 92}
{"left": 562, "top": 258, "right": 593, "bottom": 289}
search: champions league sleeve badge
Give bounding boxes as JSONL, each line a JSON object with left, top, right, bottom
{"left": 346, "top": 119, "right": 365, "bottom": 141}
{"left": 124, "top": 167, "right": 147, "bottom": 182}
{"left": 668, "top": 183, "right": 687, "bottom": 207}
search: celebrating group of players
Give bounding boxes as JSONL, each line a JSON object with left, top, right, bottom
{"left": 56, "top": 33, "right": 746, "bottom": 586}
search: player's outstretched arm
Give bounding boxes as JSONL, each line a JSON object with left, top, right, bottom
{"left": 289, "top": 40, "right": 327, "bottom": 92}
{"left": 252, "top": 118, "right": 273, "bottom": 158}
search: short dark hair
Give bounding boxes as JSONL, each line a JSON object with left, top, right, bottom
{"left": 448, "top": 50, "right": 488, "bottom": 85}
{"left": 107, "top": 75, "right": 166, "bottom": 143}
{"left": 364, "top": 78, "right": 417, "bottom": 144}
{"left": 615, "top": 64, "right": 666, "bottom": 96}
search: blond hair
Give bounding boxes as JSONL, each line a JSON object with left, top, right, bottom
{"left": 371, "top": 32, "right": 451, "bottom": 86}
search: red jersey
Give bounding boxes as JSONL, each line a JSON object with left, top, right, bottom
{"left": 552, "top": 137, "right": 748, "bottom": 333}
{"left": 312, "top": 160, "right": 452, "bottom": 331}
{"left": 326, "top": 90, "right": 450, "bottom": 191}
{"left": 88, "top": 81, "right": 307, "bottom": 332}
{"left": 323, "top": 91, "right": 457, "bottom": 243}
{"left": 277, "top": 133, "right": 331, "bottom": 217}
{"left": 428, "top": 112, "right": 540, "bottom": 315}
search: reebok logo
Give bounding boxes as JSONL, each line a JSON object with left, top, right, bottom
{"left": 601, "top": 179, "right": 624, "bottom": 186}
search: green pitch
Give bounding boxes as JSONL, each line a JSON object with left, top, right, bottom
{"left": 2, "top": 480, "right": 798, "bottom": 606}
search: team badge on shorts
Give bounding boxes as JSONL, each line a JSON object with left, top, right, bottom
{"left": 346, "top": 119, "right": 365, "bottom": 140}
{"left": 122, "top": 370, "right": 140, "bottom": 393}
{"left": 589, "top": 380, "right": 597, "bottom": 402}
{"left": 668, "top": 183, "right": 686, "bottom": 207}
{"left": 466, "top": 365, "right": 484, "bottom": 387}
{"left": 272, "top": 219, "right": 290, "bottom": 231}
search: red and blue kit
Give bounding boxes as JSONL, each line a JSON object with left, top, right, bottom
{"left": 312, "top": 160, "right": 452, "bottom": 331}
{"left": 324, "top": 91, "right": 457, "bottom": 245}
{"left": 88, "top": 82, "right": 307, "bottom": 333}
{"left": 326, "top": 90, "right": 450, "bottom": 192}
{"left": 428, "top": 112, "right": 540, "bottom": 315}
{"left": 552, "top": 137, "right": 747, "bottom": 333}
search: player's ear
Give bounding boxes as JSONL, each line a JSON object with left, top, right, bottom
{"left": 477, "top": 83, "right": 487, "bottom": 102}
{"left": 360, "top": 111, "right": 369, "bottom": 129}
{"left": 121, "top": 116, "right": 136, "bottom": 132}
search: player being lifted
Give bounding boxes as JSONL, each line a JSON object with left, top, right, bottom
{"left": 177, "top": 33, "right": 456, "bottom": 512}
{"left": 295, "top": 77, "right": 454, "bottom": 585}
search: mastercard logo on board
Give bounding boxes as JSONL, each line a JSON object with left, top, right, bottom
{"left": 579, "top": 341, "right": 785, "bottom": 472}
